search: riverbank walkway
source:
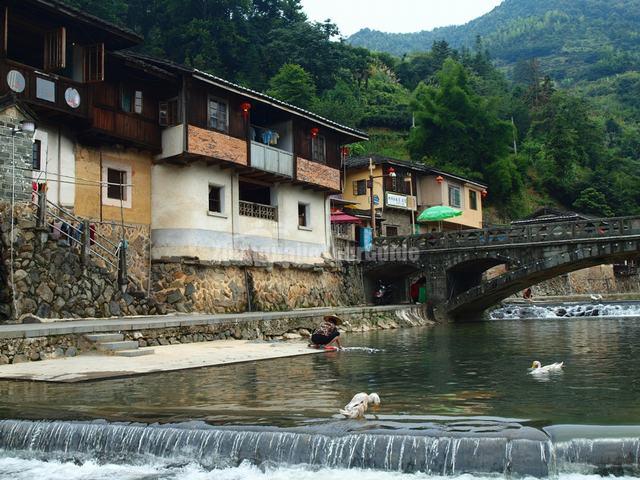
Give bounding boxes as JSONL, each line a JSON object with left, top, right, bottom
{"left": 0, "top": 305, "right": 411, "bottom": 383}
{"left": 0, "top": 339, "right": 325, "bottom": 383}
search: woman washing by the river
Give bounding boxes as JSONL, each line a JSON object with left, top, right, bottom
{"left": 309, "top": 315, "right": 343, "bottom": 350}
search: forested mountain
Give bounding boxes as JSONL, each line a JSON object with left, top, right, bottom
{"left": 63, "top": 0, "right": 640, "bottom": 220}
{"left": 349, "top": 0, "right": 640, "bottom": 84}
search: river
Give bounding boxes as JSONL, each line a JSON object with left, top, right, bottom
{"left": 0, "top": 302, "right": 639, "bottom": 478}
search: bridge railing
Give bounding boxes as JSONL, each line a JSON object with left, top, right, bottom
{"left": 373, "top": 216, "right": 640, "bottom": 252}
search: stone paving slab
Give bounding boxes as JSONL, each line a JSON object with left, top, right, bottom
{"left": 0, "top": 340, "right": 325, "bottom": 383}
{"left": 0, "top": 305, "right": 410, "bottom": 339}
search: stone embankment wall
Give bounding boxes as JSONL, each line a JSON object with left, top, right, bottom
{"left": 525, "top": 265, "right": 640, "bottom": 297}
{"left": 0, "top": 202, "right": 366, "bottom": 322}
{"left": 0, "top": 306, "right": 431, "bottom": 364}
{"left": 151, "top": 259, "right": 364, "bottom": 314}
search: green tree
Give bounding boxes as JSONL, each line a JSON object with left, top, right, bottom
{"left": 408, "top": 59, "right": 519, "bottom": 203}
{"left": 266, "top": 64, "right": 318, "bottom": 109}
{"left": 573, "top": 187, "right": 614, "bottom": 217}
{"left": 315, "top": 78, "right": 364, "bottom": 127}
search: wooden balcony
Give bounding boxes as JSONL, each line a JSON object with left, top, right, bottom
{"left": 90, "top": 106, "right": 161, "bottom": 151}
{"left": 0, "top": 59, "right": 89, "bottom": 119}
{"left": 250, "top": 141, "right": 293, "bottom": 177}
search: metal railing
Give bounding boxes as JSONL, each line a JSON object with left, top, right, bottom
{"left": 239, "top": 200, "right": 278, "bottom": 221}
{"left": 372, "top": 216, "right": 640, "bottom": 254}
{"left": 31, "top": 189, "right": 129, "bottom": 290}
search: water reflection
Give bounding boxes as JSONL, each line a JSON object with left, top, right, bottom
{"left": 0, "top": 316, "right": 639, "bottom": 426}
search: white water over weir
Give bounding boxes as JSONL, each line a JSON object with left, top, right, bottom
{"left": 0, "top": 420, "right": 639, "bottom": 477}
{"left": 491, "top": 302, "right": 640, "bottom": 320}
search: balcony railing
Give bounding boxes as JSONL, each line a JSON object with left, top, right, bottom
{"left": 250, "top": 141, "right": 293, "bottom": 177}
{"left": 239, "top": 200, "right": 278, "bottom": 221}
{"left": 0, "top": 59, "right": 89, "bottom": 118}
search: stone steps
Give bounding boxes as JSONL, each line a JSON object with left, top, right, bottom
{"left": 97, "top": 341, "right": 139, "bottom": 352}
{"left": 114, "top": 349, "right": 155, "bottom": 357}
{"left": 85, "top": 333, "right": 124, "bottom": 343}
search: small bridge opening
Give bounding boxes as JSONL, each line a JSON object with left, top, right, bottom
{"left": 447, "top": 258, "right": 509, "bottom": 300}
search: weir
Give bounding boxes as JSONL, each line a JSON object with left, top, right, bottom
{"left": 0, "top": 420, "right": 639, "bottom": 477}
{"left": 491, "top": 302, "right": 640, "bottom": 320}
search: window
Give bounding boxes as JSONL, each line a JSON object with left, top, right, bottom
{"left": 32, "top": 140, "right": 42, "bottom": 170}
{"left": 107, "top": 168, "right": 127, "bottom": 201}
{"left": 134, "top": 91, "right": 143, "bottom": 114}
{"left": 121, "top": 88, "right": 143, "bottom": 114}
{"left": 83, "top": 43, "right": 104, "bottom": 82}
{"left": 239, "top": 180, "right": 272, "bottom": 205}
{"left": 448, "top": 185, "right": 462, "bottom": 208}
{"left": 159, "top": 98, "right": 180, "bottom": 126}
{"left": 353, "top": 179, "right": 367, "bottom": 196}
{"left": 102, "top": 161, "right": 132, "bottom": 208}
{"left": 298, "top": 203, "right": 310, "bottom": 228}
{"left": 312, "top": 135, "right": 326, "bottom": 163}
{"left": 44, "top": 27, "right": 66, "bottom": 71}
{"left": 386, "top": 226, "right": 399, "bottom": 237}
{"left": 208, "top": 185, "right": 223, "bottom": 214}
{"left": 121, "top": 88, "right": 132, "bottom": 112}
{"left": 208, "top": 97, "right": 228, "bottom": 132}
{"left": 469, "top": 190, "right": 478, "bottom": 210}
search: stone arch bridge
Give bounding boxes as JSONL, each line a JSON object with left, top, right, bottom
{"left": 364, "top": 216, "right": 640, "bottom": 321}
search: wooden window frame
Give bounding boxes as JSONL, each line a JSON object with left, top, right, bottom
{"left": 312, "top": 135, "right": 326, "bottom": 164}
{"left": 353, "top": 179, "right": 367, "bottom": 196}
{"left": 83, "top": 43, "right": 104, "bottom": 83}
{"left": 44, "top": 27, "right": 66, "bottom": 71}
{"left": 207, "top": 95, "right": 228, "bottom": 133}
{"left": 101, "top": 160, "right": 132, "bottom": 209}
{"left": 298, "top": 202, "right": 311, "bottom": 229}
{"left": 159, "top": 97, "right": 180, "bottom": 126}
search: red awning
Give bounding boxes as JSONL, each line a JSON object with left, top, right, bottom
{"left": 331, "top": 211, "right": 362, "bottom": 225}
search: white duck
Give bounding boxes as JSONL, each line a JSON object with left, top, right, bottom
{"left": 530, "top": 360, "right": 564, "bottom": 374}
{"left": 339, "top": 392, "right": 381, "bottom": 419}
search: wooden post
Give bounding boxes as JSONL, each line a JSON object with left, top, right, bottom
{"left": 117, "top": 240, "right": 128, "bottom": 293}
{"left": 81, "top": 219, "right": 90, "bottom": 265}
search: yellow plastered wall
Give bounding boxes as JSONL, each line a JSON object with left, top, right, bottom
{"left": 343, "top": 166, "right": 385, "bottom": 211}
{"left": 74, "top": 146, "right": 152, "bottom": 226}
{"left": 417, "top": 176, "right": 484, "bottom": 230}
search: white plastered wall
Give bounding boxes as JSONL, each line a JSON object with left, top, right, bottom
{"left": 33, "top": 123, "right": 76, "bottom": 209}
{"left": 151, "top": 162, "right": 330, "bottom": 264}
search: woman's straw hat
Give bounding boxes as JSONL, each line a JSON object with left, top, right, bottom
{"left": 324, "top": 314, "right": 342, "bottom": 325}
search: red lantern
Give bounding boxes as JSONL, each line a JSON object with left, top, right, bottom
{"left": 340, "top": 146, "right": 351, "bottom": 158}
{"left": 311, "top": 127, "right": 320, "bottom": 138}
{"left": 388, "top": 167, "right": 396, "bottom": 177}
{"left": 240, "top": 102, "right": 252, "bottom": 121}
{"left": 482, "top": 189, "right": 488, "bottom": 199}
{"left": 436, "top": 175, "right": 445, "bottom": 185}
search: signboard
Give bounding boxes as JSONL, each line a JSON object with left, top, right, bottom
{"left": 386, "top": 192, "right": 409, "bottom": 209}
{"left": 373, "top": 194, "right": 380, "bottom": 206}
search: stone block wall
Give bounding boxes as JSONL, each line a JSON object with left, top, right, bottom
{"left": 0, "top": 107, "right": 34, "bottom": 203}
{"left": 0, "top": 201, "right": 159, "bottom": 322}
{"left": 151, "top": 259, "right": 365, "bottom": 314}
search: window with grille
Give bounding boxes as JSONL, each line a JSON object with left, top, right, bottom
{"left": 83, "top": 43, "right": 104, "bottom": 82}
{"left": 209, "top": 185, "right": 223, "bottom": 214}
{"left": 44, "top": 27, "right": 66, "bottom": 71}
{"left": 208, "top": 97, "right": 228, "bottom": 132}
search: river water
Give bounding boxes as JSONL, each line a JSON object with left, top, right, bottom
{"left": 0, "top": 304, "right": 639, "bottom": 478}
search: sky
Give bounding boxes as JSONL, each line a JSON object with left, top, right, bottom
{"left": 300, "top": 0, "right": 504, "bottom": 36}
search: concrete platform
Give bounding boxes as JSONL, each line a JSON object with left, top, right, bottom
{"left": 0, "top": 340, "right": 324, "bottom": 383}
